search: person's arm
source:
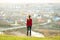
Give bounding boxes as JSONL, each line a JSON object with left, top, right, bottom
{"left": 31, "top": 19, "right": 32, "bottom": 26}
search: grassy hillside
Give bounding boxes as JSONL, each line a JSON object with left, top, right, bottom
{"left": 0, "top": 34, "right": 60, "bottom": 40}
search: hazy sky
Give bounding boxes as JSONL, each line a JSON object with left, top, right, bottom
{"left": 0, "top": 0, "right": 60, "bottom": 4}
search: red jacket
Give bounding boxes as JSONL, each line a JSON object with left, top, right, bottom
{"left": 26, "top": 18, "right": 32, "bottom": 27}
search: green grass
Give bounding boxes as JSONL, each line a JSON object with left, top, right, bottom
{"left": 0, "top": 34, "right": 60, "bottom": 40}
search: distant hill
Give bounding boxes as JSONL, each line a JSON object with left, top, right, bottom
{"left": 0, "top": 20, "right": 11, "bottom": 27}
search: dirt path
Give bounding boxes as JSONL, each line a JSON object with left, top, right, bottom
{"left": 0, "top": 26, "right": 44, "bottom": 37}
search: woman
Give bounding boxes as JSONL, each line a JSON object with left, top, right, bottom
{"left": 26, "top": 15, "right": 32, "bottom": 36}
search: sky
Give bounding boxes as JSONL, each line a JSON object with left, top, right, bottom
{"left": 0, "top": 0, "right": 60, "bottom": 4}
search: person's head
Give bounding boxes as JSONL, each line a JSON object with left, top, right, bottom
{"left": 28, "top": 15, "right": 31, "bottom": 19}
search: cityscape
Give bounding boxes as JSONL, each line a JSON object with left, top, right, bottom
{"left": 0, "top": 3, "right": 60, "bottom": 38}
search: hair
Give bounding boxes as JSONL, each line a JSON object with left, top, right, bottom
{"left": 29, "top": 15, "right": 31, "bottom": 18}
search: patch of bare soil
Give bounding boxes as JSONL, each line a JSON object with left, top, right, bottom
{"left": 3, "top": 30, "right": 26, "bottom": 36}
{"left": 34, "top": 29, "right": 60, "bottom": 37}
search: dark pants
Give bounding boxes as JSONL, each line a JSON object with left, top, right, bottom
{"left": 27, "top": 26, "right": 32, "bottom": 36}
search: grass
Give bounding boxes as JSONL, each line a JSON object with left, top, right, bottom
{"left": 0, "top": 34, "right": 60, "bottom": 40}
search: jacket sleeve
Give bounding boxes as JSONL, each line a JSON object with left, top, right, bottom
{"left": 31, "top": 19, "right": 32, "bottom": 26}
